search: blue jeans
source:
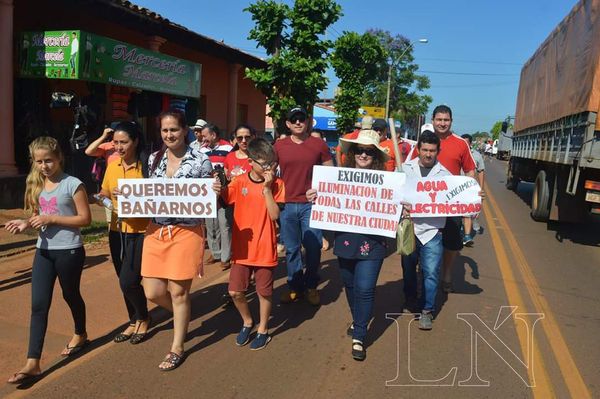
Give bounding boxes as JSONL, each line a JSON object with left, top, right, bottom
{"left": 280, "top": 202, "right": 323, "bottom": 291}
{"left": 338, "top": 258, "right": 383, "bottom": 342}
{"left": 401, "top": 232, "right": 443, "bottom": 312}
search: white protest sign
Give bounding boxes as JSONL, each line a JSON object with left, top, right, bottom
{"left": 309, "top": 166, "right": 406, "bottom": 238}
{"left": 117, "top": 178, "right": 216, "bottom": 218}
{"left": 401, "top": 175, "right": 482, "bottom": 217}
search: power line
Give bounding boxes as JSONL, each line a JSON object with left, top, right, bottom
{"left": 419, "top": 57, "right": 522, "bottom": 66}
{"left": 420, "top": 70, "right": 519, "bottom": 76}
{"left": 433, "top": 81, "right": 519, "bottom": 88}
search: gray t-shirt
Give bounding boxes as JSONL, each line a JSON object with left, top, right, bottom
{"left": 471, "top": 150, "right": 485, "bottom": 172}
{"left": 36, "top": 174, "right": 84, "bottom": 250}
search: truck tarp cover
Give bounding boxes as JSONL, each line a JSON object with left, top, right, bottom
{"left": 515, "top": 0, "right": 600, "bottom": 132}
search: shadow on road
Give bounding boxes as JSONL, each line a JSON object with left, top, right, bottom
{"left": 547, "top": 221, "right": 600, "bottom": 247}
{"left": 12, "top": 324, "right": 125, "bottom": 390}
{"left": 0, "top": 254, "right": 109, "bottom": 292}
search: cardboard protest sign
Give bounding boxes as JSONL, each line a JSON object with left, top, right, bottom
{"left": 401, "top": 175, "right": 481, "bottom": 217}
{"left": 117, "top": 178, "right": 216, "bottom": 218}
{"left": 309, "top": 166, "right": 405, "bottom": 238}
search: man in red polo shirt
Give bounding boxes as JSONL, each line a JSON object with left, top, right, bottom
{"left": 410, "top": 105, "right": 476, "bottom": 293}
{"left": 275, "top": 106, "right": 333, "bottom": 306}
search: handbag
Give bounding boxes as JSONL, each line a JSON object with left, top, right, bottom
{"left": 396, "top": 217, "right": 416, "bottom": 256}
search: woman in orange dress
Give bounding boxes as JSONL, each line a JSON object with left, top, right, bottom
{"left": 141, "top": 110, "right": 212, "bottom": 371}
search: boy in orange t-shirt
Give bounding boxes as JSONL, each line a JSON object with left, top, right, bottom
{"left": 213, "top": 138, "right": 285, "bottom": 350}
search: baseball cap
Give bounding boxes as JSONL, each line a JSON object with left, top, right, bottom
{"left": 286, "top": 106, "right": 308, "bottom": 121}
{"left": 372, "top": 118, "right": 387, "bottom": 131}
{"left": 192, "top": 119, "right": 207, "bottom": 130}
{"left": 421, "top": 123, "right": 434, "bottom": 134}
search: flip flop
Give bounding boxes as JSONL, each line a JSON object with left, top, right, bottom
{"left": 62, "top": 339, "right": 90, "bottom": 356}
{"left": 7, "top": 372, "right": 41, "bottom": 384}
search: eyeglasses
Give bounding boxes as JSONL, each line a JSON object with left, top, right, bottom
{"left": 236, "top": 135, "right": 253, "bottom": 142}
{"left": 251, "top": 159, "right": 275, "bottom": 170}
{"left": 288, "top": 116, "right": 306, "bottom": 124}
{"left": 355, "top": 147, "right": 378, "bottom": 157}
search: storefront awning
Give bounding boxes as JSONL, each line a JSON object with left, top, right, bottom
{"left": 18, "top": 30, "right": 201, "bottom": 98}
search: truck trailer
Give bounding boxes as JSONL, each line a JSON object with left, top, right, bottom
{"left": 507, "top": 0, "right": 600, "bottom": 222}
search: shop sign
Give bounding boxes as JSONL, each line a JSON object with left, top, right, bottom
{"left": 19, "top": 30, "right": 202, "bottom": 98}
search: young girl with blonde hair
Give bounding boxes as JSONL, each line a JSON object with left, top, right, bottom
{"left": 5, "top": 136, "right": 91, "bottom": 384}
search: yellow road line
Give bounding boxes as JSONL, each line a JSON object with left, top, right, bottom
{"left": 486, "top": 189, "right": 592, "bottom": 399}
{"left": 482, "top": 201, "right": 555, "bottom": 398}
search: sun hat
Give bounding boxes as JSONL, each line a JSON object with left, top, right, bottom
{"left": 339, "top": 129, "right": 390, "bottom": 160}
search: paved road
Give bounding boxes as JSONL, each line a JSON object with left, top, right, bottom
{"left": 1, "top": 158, "right": 598, "bottom": 398}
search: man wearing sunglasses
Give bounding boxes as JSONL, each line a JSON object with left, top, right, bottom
{"left": 274, "top": 106, "right": 334, "bottom": 306}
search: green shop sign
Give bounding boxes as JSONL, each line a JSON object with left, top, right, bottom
{"left": 19, "top": 30, "right": 202, "bottom": 98}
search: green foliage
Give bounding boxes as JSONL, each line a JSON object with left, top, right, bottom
{"left": 331, "top": 32, "right": 385, "bottom": 132}
{"left": 490, "top": 121, "right": 503, "bottom": 140}
{"left": 245, "top": 0, "right": 342, "bottom": 133}
{"left": 362, "top": 29, "right": 431, "bottom": 122}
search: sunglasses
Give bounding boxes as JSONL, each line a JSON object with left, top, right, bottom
{"left": 288, "top": 116, "right": 306, "bottom": 124}
{"left": 355, "top": 147, "right": 379, "bottom": 157}
{"left": 236, "top": 135, "right": 253, "bottom": 142}
{"left": 251, "top": 159, "right": 275, "bottom": 170}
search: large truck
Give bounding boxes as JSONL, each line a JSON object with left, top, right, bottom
{"left": 506, "top": 0, "right": 600, "bottom": 222}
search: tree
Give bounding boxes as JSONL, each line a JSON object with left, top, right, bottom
{"left": 490, "top": 121, "right": 502, "bottom": 140}
{"left": 331, "top": 32, "right": 385, "bottom": 132}
{"left": 245, "top": 0, "right": 342, "bottom": 134}
{"left": 362, "top": 29, "right": 431, "bottom": 123}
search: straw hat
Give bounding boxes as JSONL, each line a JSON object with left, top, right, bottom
{"left": 339, "top": 129, "right": 390, "bottom": 160}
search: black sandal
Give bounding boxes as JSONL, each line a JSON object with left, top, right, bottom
{"left": 114, "top": 324, "right": 136, "bottom": 343}
{"left": 352, "top": 340, "right": 366, "bottom": 361}
{"left": 62, "top": 339, "right": 90, "bottom": 357}
{"left": 158, "top": 352, "right": 184, "bottom": 371}
{"left": 130, "top": 317, "right": 152, "bottom": 345}
{"left": 7, "top": 371, "right": 41, "bottom": 384}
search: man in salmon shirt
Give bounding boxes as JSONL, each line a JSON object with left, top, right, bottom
{"left": 409, "top": 105, "right": 477, "bottom": 293}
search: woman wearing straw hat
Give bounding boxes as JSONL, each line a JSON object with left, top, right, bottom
{"left": 306, "top": 129, "right": 391, "bottom": 361}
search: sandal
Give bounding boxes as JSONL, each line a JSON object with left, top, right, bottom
{"left": 130, "top": 317, "right": 152, "bottom": 345}
{"left": 114, "top": 324, "right": 136, "bottom": 343}
{"left": 351, "top": 340, "right": 366, "bottom": 361}
{"left": 158, "top": 352, "right": 185, "bottom": 371}
{"left": 7, "top": 371, "right": 41, "bottom": 384}
{"left": 62, "top": 339, "right": 90, "bottom": 356}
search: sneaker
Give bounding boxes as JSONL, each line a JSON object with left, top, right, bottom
{"left": 351, "top": 340, "right": 366, "bottom": 361}
{"left": 250, "top": 332, "right": 271, "bottom": 350}
{"left": 463, "top": 234, "right": 474, "bottom": 247}
{"left": 346, "top": 324, "right": 354, "bottom": 337}
{"left": 442, "top": 281, "right": 454, "bottom": 293}
{"left": 419, "top": 311, "right": 433, "bottom": 330}
{"left": 305, "top": 289, "right": 320, "bottom": 306}
{"left": 236, "top": 324, "right": 254, "bottom": 346}
{"left": 475, "top": 226, "right": 484, "bottom": 235}
{"left": 280, "top": 289, "right": 301, "bottom": 304}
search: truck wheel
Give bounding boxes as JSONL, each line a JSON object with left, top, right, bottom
{"left": 506, "top": 162, "right": 519, "bottom": 190}
{"left": 531, "top": 170, "right": 550, "bottom": 221}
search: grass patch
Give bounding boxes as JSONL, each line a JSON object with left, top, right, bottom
{"left": 82, "top": 220, "right": 108, "bottom": 244}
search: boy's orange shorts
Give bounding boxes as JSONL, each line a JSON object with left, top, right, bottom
{"left": 228, "top": 263, "right": 274, "bottom": 297}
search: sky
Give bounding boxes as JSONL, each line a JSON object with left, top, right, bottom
{"left": 133, "top": 0, "right": 578, "bottom": 134}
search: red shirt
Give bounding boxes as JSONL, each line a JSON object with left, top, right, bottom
{"left": 222, "top": 173, "right": 285, "bottom": 267}
{"left": 274, "top": 136, "right": 332, "bottom": 202}
{"left": 223, "top": 151, "right": 251, "bottom": 179}
{"left": 410, "top": 133, "right": 475, "bottom": 175}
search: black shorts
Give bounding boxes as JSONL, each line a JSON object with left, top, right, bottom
{"left": 442, "top": 217, "right": 463, "bottom": 251}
